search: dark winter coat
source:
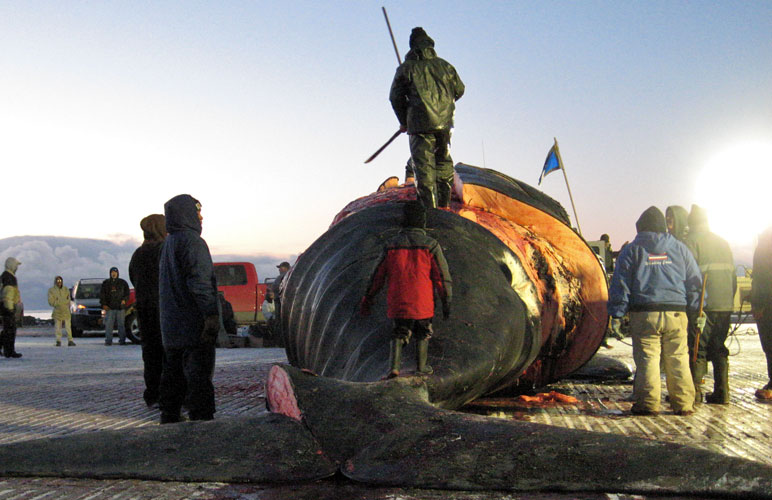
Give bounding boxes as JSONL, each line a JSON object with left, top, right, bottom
{"left": 129, "top": 214, "right": 166, "bottom": 311}
{"left": 159, "top": 194, "right": 218, "bottom": 348}
{"left": 100, "top": 270, "right": 130, "bottom": 310}
{"left": 389, "top": 31, "right": 464, "bottom": 134}
{"left": 129, "top": 241, "right": 163, "bottom": 311}
{"left": 364, "top": 227, "right": 452, "bottom": 319}
{"left": 608, "top": 207, "right": 703, "bottom": 318}
{"left": 684, "top": 206, "right": 736, "bottom": 312}
{"left": 751, "top": 228, "right": 772, "bottom": 314}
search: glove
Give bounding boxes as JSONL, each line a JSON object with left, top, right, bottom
{"left": 442, "top": 302, "right": 451, "bottom": 320}
{"left": 610, "top": 318, "right": 623, "bottom": 339}
{"left": 359, "top": 296, "right": 372, "bottom": 317}
{"left": 695, "top": 312, "right": 707, "bottom": 331}
{"left": 200, "top": 315, "right": 220, "bottom": 344}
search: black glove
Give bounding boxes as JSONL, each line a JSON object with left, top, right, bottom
{"left": 442, "top": 302, "right": 451, "bottom": 320}
{"left": 200, "top": 315, "right": 220, "bottom": 344}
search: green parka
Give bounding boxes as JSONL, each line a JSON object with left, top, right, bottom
{"left": 685, "top": 206, "right": 736, "bottom": 312}
{"left": 666, "top": 205, "right": 689, "bottom": 243}
{"left": 389, "top": 32, "right": 464, "bottom": 134}
{"left": 48, "top": 277, "right": 71, "bottom": 321}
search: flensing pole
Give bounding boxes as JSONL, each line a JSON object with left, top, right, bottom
{"left": 382, "top": 7, "right": 402, "bottom": 64}
{"left": 364, "top": 7, "right": 404, "bottom": 164}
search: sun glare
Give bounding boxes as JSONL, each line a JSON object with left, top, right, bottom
{"left": 695, "top": 140, "right": 772, "bottom": 247}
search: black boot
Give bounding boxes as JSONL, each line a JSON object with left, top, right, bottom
{"left": 690, "top": 358, "right": 707, "bottom": 405}
{"left": 384, "top": 340, "right": 402, "bottom": 379}
{"left": 706, "top": 357, "right": 730, "bottom": 404}
{"left": 416, "top": 339, "right": 433, "bottom": 375}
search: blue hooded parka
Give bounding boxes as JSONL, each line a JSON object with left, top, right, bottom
{"left": 159, "top": 194, "right": 218, "bottom": 348}
{"left": 608, "top": 206, "right": 703, "bottom": 318}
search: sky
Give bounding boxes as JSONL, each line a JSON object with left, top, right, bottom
{"left": 1, "top": 1, "right": 771, "bottom": 265}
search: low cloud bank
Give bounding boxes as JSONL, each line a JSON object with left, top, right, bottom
{"left": 0, "top": 237, "right": 293, "bottom": 310}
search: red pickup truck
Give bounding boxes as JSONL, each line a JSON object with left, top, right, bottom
{"left": 214, "top": 262, "right": 270, "bottom": 326}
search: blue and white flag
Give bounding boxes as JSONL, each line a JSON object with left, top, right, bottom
{"left": 538, "top": 143, "right": 562, "bottom": 185}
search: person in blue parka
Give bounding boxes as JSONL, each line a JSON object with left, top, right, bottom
{"left": 158, "top": 194, "right": 220, "bottom": 423}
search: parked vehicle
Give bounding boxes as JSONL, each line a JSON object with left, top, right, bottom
{"left": 214, "top": 262, "right": 268, "bottom": 325}
{"left": 70, "top": 278, "right": 139, "bottom": 343}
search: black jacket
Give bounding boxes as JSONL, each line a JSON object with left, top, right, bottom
{"left": 129, "top": 240, "right": 163, "bottom": 311}
{"left": 159, "top": 194, "right": 218, "bottom": 348}
{"left": 100, "top": 273, "right": 130, "bottom": 310}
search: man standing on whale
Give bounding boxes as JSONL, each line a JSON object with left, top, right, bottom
{"left": 360, "top": 202, "right": 452, "bottom": 379}
{"left": 390, "top": 27, "right": 464, "bottom": 209}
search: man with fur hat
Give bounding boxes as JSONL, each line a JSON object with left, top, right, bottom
{"left": 100, "top": 266, "right": 130, "bottom": 345}
{"left": 390, "top": 27, "right": 465, "bottom": 209}
{"left": 129, "top": 214, "right": 166, "bottom": 407}
{"left": 48, "top": 276, "right": 75, "bottom": 347}
{"left": 685, "top": 204, "right": 736, "bottom": 404}
{"left": 360, "top": 201, "right": 452, "bottom": 379}
{"left": 1, "top": 257, "right": 23, "bottom": 358}
{"left": 159, "top": 195, "right": 219, "bottom": 423}
{"left": 608, "top": 207, "right": 704, "bottom": 416}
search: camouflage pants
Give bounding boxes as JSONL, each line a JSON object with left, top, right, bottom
{"left": 409, "top": 131, "right": 454, "bottom": 208}
{"left": 392, "top": 318, "right": 433, "bottom": 344}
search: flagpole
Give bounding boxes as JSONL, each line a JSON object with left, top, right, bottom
{"left": 552, "top": 137, "right": 583, "bottom": 236}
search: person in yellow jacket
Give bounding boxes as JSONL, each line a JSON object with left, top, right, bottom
{"left": 1, "top": 257, "right": 23, "bottom": 358}
{"left": 48, "top": 276, "right": 75, "bottom": 347}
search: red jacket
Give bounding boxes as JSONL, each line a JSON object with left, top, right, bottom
{"left": 364, "top": 228, "right": 452, "bottom": 319}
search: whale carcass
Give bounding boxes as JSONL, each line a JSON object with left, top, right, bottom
{"left": 280, "top": 163, "right": 608, "bottom": 406}
{"left": 1, "top": 164, "right": 771, "bottom": 498}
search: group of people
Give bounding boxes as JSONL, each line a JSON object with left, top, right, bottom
{"left": 46, "top": 267, "right": 136, "bottom": 348}
{"left": 129, "top": 195, "right": 220, "bottom": 424}
{"left": 3, "top": 27, "right": 770, "bottom": 423}
{"left": 0, "top": 260, "right": 79, "bottom": 356}
{"left": 607, "top": 204, "right": 741, "bottom": 415}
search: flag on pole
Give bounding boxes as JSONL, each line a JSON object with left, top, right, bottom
{"left": 538, "top": 143, "right": 562, "bottom": 185}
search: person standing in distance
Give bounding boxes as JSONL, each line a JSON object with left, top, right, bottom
{"left": 48, "top": 276, "right": 75, "bottom": 347}
{"left": 1, "top": 257, "right": 23, "bottom": 358}
{"left": 159, "top": 195, "right": 219, "bottom": 423}
{"left": 100, "top": 267, "right": 130, "bottom": 345}
{"left": 390, "top": 27, "right": 464, "bottom": 209}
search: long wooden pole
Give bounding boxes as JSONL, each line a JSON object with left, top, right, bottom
{"left": 382, "top": 7, "right": 402, "bottom": 64}
{"left": 552, "top": 137, "right": 582, "bottom": 236}
{"left": 365, "top": 130, "right": 402, "bottom": 164}
{"left": 364, "top": 7, "right": 404, "bottom": 164}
